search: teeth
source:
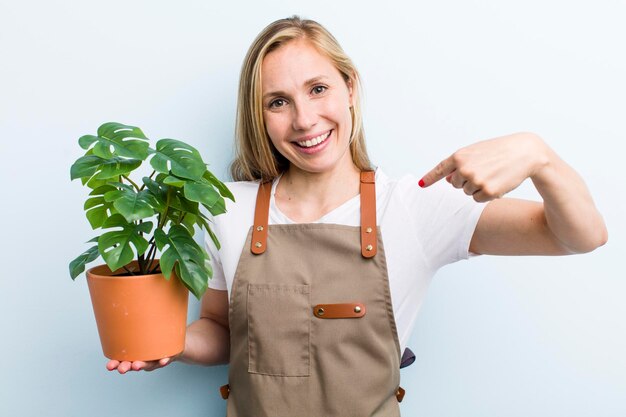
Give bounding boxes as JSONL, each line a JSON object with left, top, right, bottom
{"left": 297, "top": 131, "right": 331, "bottom": 148}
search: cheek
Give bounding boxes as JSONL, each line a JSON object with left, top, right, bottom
{"left": 263, "top": 114, "right": 287, "bottom": 148}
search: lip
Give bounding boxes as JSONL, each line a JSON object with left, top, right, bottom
{"left": 291, "top": 129, "right": 333, "bottom": 155}
{"left": 292, "top": 129, "right": 332, "bottom": 143}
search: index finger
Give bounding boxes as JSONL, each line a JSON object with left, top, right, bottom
{"left": 419, "top": 156, "right": 457, "bottom": 188}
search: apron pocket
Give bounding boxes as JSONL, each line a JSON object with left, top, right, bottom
{"left": 247, "top": 283, "right": 310, "bottom": 377}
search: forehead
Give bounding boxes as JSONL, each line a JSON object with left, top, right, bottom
{"left": 261, "top": 39, "right": 341, "bottom": 92}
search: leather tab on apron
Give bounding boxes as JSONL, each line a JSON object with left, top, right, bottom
{"left": 395, "top": 387, "right": 406, "bottom": 403}
{"left": 313, "top": 302, "right": 366, "bottom": 319}
{"left": 251, "top": 180, "right": 272, "bottom": 254}
{"left": 360, "top": 171, "right": 377, "bottom": 258}
{"left": 220, "top": 384, "right": 230, "bottom": 400}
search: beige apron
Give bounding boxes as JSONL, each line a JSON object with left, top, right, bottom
{"left": 221, "top": 171, "right": 404, "bottom": 417}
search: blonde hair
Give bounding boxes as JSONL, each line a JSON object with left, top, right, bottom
{"left": 230, "top": 16, "right": 372, "bottom": 181}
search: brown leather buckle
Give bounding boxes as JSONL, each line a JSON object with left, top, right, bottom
{"left": 220, "top": 384, "right": 230, "bottom": 400}
{"left": 396, "top": 386, "right": 406, "bottom": 402}
{"left": 313, "top": 303, "right": 366, "bottom": 319}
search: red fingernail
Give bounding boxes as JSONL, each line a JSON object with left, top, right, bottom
{"left": 418, "top": 179, "right": 425, "bottom": 188}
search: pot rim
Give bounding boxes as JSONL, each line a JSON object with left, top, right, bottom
{"left": 86, "top": 260, "right": 164, "bottom": 279}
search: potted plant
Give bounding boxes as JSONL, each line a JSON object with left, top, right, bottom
{"left": 69, "top": 122, "right": 233, "bottom": 361}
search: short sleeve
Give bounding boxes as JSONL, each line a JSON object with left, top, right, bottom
{"left": 204, "top": 223, "right": 227, "bottom": 291}
{"left": 399, "top": 176, "right": 486, "bottom": 271}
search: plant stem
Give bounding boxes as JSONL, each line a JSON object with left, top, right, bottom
{"left": 122, "top": 175, "right": 140, "bottom": 191}
{"left": 157, "top": 188, "right": 173, "bottom": 230}
{"left": 139, "top": 170, "right": 156, "bottom": 191}
{"left": 145, "top": 236, "right": 157, "bottom": 272}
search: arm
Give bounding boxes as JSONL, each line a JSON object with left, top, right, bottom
{"left": 107, "top": 288, "right": 230, "bottom": 373}
{"left": 420, "top": 132, "right": 608, "bottom": 255}
{"left": 179, "top": 288, "right": 230, "bottom": 365}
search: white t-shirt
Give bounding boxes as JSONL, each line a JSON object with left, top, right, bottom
{"left": 204, "top": 168, "right": 486, "bottom": 353}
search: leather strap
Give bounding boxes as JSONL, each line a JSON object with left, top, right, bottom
{"left": 251, "top": 171, "right": 377, "bottom": 257}
{"left": 360, "top": 171, "right": 377, "bottom": 258}
{"left": 313, "top": 302, "right": 366, "bottom": 319}
{"left": 251, "top": 180, "right": 272, "bottom": 254}
{"left": 220, "top": 384, "right": 230, "bottom": 399}
{"left": 396, "top": 387, "right": 406, "bottom": 403}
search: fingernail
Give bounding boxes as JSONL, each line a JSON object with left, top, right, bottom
{"left": 418, "top": 179, "right": 425, "bottom": 188}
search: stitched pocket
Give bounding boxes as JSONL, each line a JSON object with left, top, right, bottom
{"left": 247, "top": 283, "right": 310, "bottom": 376}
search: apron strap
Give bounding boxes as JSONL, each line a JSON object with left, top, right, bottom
{"left": 360, "top": 170, "right": 377, "bottom": 258}
{"left": 251, "top": 180, "right": 272, "bottom": 255}
{"left": 250, "top": 171, "right": 378, "bottom": 257}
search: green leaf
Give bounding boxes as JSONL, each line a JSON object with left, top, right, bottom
{"left": 205, "top": 197, "right": 226, "bottom": 216}
{"left": 71, "top": 155, "right": 141, "bottom": 181}
{"left": 154, "top": 226, "right": 210, "bottom": 299}
{"left": 69, "top": 245, "right": 100, "bottom": 279}
{"left": 184, "top": 181, "right": 220, "bottom": 208}
{"left": 94, "top": 158, "right": 142, "bottom": 180}
{"left": 79, "top": 122, "right": 150, "bottom": 160}
{"left": 98, "top": 214, "right": 153, "bottom": 271}
{"left": 150, "top": 139, "right": 206, "bottom": 180}
{"left": 84, "top": 185, "right": 117, "bottom": 229}
{"left": 203, "top": 170, "right": 235, "bottom": 202}
{"left": 71, "top": 155, "right": 104, "bottom": 180}
{"left": 181, "top": 213, "right": 197, "bottom": 236}
{"left": 82, "top": 175, "right": 109, "bottom": 190}
{"left": 163, "top": 175, "right": 187, "bottom": 188}
{"left": 205, "top": 221, "right": 221, "bottom": 250}
{"left": 104, "top": 188, "right": 156, "bottom": 222}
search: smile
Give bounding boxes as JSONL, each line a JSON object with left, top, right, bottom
{"left": 295, "top": 130, "right": 332, "bottom": 148}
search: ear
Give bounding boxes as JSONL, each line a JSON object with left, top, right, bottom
{"left": 346, "top": 77, "right": 354, "bottom": 107}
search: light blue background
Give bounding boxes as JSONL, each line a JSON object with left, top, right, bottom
{"left": 1, "top": 1, "right": 624, "bottom": 416}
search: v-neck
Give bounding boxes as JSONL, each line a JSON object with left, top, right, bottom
{"left": 269, "top": 173, "right": 362, "bottom": 224}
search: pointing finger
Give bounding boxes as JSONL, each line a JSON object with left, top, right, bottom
{"left": 419, "top": 156, "right": 456, "bottom": 188}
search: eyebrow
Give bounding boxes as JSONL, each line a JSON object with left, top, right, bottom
{"left": 262, "top": 76, "right": 330, "bottom": 101}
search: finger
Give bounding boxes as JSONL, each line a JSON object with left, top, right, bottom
{"left": 117, "top": 361, "right": 132, "bottom": 374}
{"left": 131, "top": 361, "right": 148, "bottom": 371}
{"left": 419, "top": 156, "right": 456, "bottom": 188}
{"left": 144, "top": 358, "right": 171, "bottom": 372}
{"left": 472, "top": 189, "right": 502, "bottom": 203}
{"left": 463, "top": 181, "right": 480, "bottom": 196}
{"left": 448, "top": 170, "right": 466, "bottom": 189}
{"left": 106, "top": 360, "right": 120, "bottom": 371}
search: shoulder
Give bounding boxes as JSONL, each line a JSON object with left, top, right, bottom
{"left": 375, "top": 167, "right": 485, "bottom": 225}
{"left": 223, "top": 180, "right": 260, "bottom": 209}
{"left": 215, "top": 180, "right": 260, "bottom": 225}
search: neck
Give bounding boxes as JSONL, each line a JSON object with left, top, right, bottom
{"left": 275, "top": 162, "right": 362, "bottom": 222}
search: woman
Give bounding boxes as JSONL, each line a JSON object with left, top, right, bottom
{"left": 107, "top": 16, "right": 607, "bottom": 416}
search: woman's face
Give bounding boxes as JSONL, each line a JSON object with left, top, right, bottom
{"left": 261, "top": 39, "right": 354, "bottom": 175}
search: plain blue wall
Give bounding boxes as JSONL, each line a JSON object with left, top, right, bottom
{"left": 1, "top": 1, "right": 624, "bottom": 416}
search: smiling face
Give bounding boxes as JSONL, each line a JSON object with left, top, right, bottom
{"left": 261, "top": 39, "right": 355, "bottom": 176}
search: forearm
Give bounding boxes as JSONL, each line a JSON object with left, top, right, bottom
{"left": 178, "top": 317, "right": 230, "bottom": 366}
{"left": 530, "top": 137, "right": 607, "bottom": 253}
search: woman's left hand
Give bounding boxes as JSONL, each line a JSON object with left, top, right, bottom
{"left": 419, "top": 132, "right": 550, "bottom": 202}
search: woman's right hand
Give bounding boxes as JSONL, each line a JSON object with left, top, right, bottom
{"left": 106, "top": 357, "right": 175, "bottom": 374}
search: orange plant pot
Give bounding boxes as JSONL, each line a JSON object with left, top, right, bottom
{"left": 86, "top": 261, "right": 189, "bottom": 361}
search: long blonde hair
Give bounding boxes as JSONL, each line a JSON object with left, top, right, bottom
{"left": 230, "top": 16, "right": 372, "bottom": 181}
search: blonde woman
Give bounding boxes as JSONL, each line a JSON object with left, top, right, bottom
{"left": 107, "top": 16, "right": 607, "bottom": 416}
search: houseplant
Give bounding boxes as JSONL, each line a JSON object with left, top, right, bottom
{"left": 69, "top": 122, "right": 233, "bottom": 361}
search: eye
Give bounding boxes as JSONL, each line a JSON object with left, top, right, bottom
{"left": 268, "top": 98, "right": 287, "bottom": 109}
{"left": 311, "top": 85, "right": 327, "bottom": 95}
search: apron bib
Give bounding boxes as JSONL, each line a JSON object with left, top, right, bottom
{"left": 223, "top": 171, "right": 403, "bottom": 417}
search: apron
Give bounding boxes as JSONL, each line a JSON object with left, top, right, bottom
{"left": 221, "top": 171, "right": 404, "bottom": 417}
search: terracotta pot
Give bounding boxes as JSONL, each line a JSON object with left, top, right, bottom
{"left": 86, "top": 261, "right": 189, "bottom": 361}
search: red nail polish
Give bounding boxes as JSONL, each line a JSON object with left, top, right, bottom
{"left": 418, "top": 179, "right": 425, "bottom": 188}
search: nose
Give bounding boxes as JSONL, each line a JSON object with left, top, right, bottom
{"left": 291, "top": 99, "right": 317, "bottom": 131}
